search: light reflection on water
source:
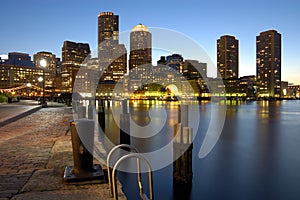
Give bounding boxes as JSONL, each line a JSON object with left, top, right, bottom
{"left": 100, "top": 100, "right": 300, "bottom": 200}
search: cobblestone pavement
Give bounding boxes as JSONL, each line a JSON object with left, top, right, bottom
{"left": 0, "top": 107, "right": 72, "bottom": 199}
{"left": 0, "top": 107, "right": 126, "bottom": 200}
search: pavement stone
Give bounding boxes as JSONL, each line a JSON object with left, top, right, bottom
{"left": 0, "top": 106, "right": 126, "bottom": 200}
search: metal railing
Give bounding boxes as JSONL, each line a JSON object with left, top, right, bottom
{"left": 107, "top": 144, "right": 139, "bottom": 197}
{"left": 111, "top": 153, "right": 153, "bottom": 200}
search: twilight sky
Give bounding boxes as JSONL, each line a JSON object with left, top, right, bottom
{"left": 0, "top": 0, "right": 299, "bottom": 84}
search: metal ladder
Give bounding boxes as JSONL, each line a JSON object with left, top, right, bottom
{"left": 107, "top": 145, "right": 153, "bottom": 200}
{"left": 107, "top": 144, "right": 139, "bottom": 197}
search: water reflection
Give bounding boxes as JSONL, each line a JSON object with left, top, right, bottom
{"left": 100, "top": 100, "right": 300, "bottom": 200}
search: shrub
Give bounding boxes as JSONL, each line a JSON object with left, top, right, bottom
{"left": 0, "top": 94, "right": 8, "bottom": 103}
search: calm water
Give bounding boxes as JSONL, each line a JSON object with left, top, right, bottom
{"left": 102, "top": 100, "right": 300, "bottom": 200}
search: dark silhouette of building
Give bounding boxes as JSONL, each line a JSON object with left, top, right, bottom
{"left": 157, "top": 56, "right": 166, "bottom": 65}
{"left": 217, "top": 35, "right": 239, "bottom": 80}
{"left": 166, "top": 54, "right": 183, "bottom": 72}
{"left": 4, "top": 52, "right": 35, "bottom": 68}
{"left": 256, "top": 30, "right": 281, "bottom": 98}
{"left": 61, "top": 41, "right": 91, "bottom": 92}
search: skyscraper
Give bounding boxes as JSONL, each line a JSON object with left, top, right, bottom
{"left": 101, "top": 44, "right": 127, "bottom": 82}
{"left": 98, "top": 12, "right": 119, "bottom": 46}
{"left": 61, "top": 41, "right": 91, "bottom": 92}
{"left": 128, "top": 24, "right": 152, "bottom": 92}
{"left": 256, "top": 30, "right": 281, "bottom": 98}
{"left": 129, "top": 24, "right": 152, "bottom": 70}
{"left": 98, "top": 12, "right": 126, "bottom": 82}
{"left": 217, "top": 35, "right": 239, "bottom": 80}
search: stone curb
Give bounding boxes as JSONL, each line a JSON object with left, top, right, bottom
{"left": 0, "top": 106, "right": 42, "bottom": 128}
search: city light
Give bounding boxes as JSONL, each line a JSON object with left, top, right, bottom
{"left": 40, "top": 59, "right": 47, "bottom": 68}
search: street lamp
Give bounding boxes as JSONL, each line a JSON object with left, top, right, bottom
{"left": 40, "top": 59, "right": 47, "bottom": 107}
{"left": 26, "top": 83, "right": 31, "bottom": 97}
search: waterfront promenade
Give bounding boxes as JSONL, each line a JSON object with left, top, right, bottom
{"left": 0, "top": 102, "right": 125, "bottom": 200}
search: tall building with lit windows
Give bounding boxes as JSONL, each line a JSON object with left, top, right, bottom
{"left": 61, "top": 41, "right": 91, "bottom": 92}
{"left": 98, "top": 12, "right": 127, "bottom": 82}
{"left": 128, "top": 24, "right": 152, "bottom": 92}
{"left": 256, "top": 30, "right": 281, "bottom": 98}
{"left": 129, "top": 24, "right": 152, "bottom": 77}
{"left": 217, "top": 35, "right": 239, "bottom": 80}
{"left": 98, "top": 12, "right": 119, "bottom": 46}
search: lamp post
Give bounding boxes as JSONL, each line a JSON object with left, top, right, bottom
{"left": 26, "top": 83, "right": 31, "bottom": 97}
{"left": 40, "top": 59, "right": 47, "bottom": 107}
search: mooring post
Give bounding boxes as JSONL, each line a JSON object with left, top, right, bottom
{"left": 120, "top": 99, "right": 130, "bottom": 145}
{"left": 173, "top": 104, "right": 193, "bottom": 186}
{"left": 63, "top": 119, "right": 105, "bottom": 182}
{"left": 98, "top": 99, "right": 105, "bottom": 132}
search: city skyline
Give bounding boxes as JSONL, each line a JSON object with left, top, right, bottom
{"left": 0, "top": 0, "right": 299, "bottom": 84}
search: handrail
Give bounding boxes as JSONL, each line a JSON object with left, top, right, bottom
{"left": 112, "top": 153, "right": 153, "bottom": 200}
{"left": 107, "top": 144, "right": 139, "bottom": 197}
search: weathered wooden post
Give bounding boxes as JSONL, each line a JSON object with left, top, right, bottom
{"left": 173, "top": 104, "right": 193, "bottom": 186}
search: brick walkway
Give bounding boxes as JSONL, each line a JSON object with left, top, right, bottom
{"left": 0, "top": 107, "right": 126, "bottom": 200}
{"left": 0, "top": 107, "right": 71, "bottom": 199}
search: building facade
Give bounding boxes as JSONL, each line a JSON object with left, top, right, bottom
{"left": 98, "top": 12, "right": 127, "bottom": 82}
{"left": 129, "top": 24, "right": 152, "bottom": 73}
{"left": 0, "top": 52, "right": 39, "bottom": 91}
{"left": 217, "top": 35, "right": 239, "bottom": 80}
{"left": 61, "top": 41, "right": 91, "bottom": 92}
{"left": 3, "top": 52, "right": 35, "bottom": 68}
{"left": 183, "top": 60, "right": 207, "bottom": 80}
{"left": 33, "top": 51, "right": 59, "bottom": 91}
{"left": 0, "top": 64, "right": 44, "bottom": 97}
{"left": 98, "top": 12, "right": 119, "bottom": 47}
{"left": 256, "top": 30, "right": 281, "bottom": 98}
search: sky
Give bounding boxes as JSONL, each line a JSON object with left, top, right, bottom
{"left": 0, "top": 0, "right": 299, "bottom": 84}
